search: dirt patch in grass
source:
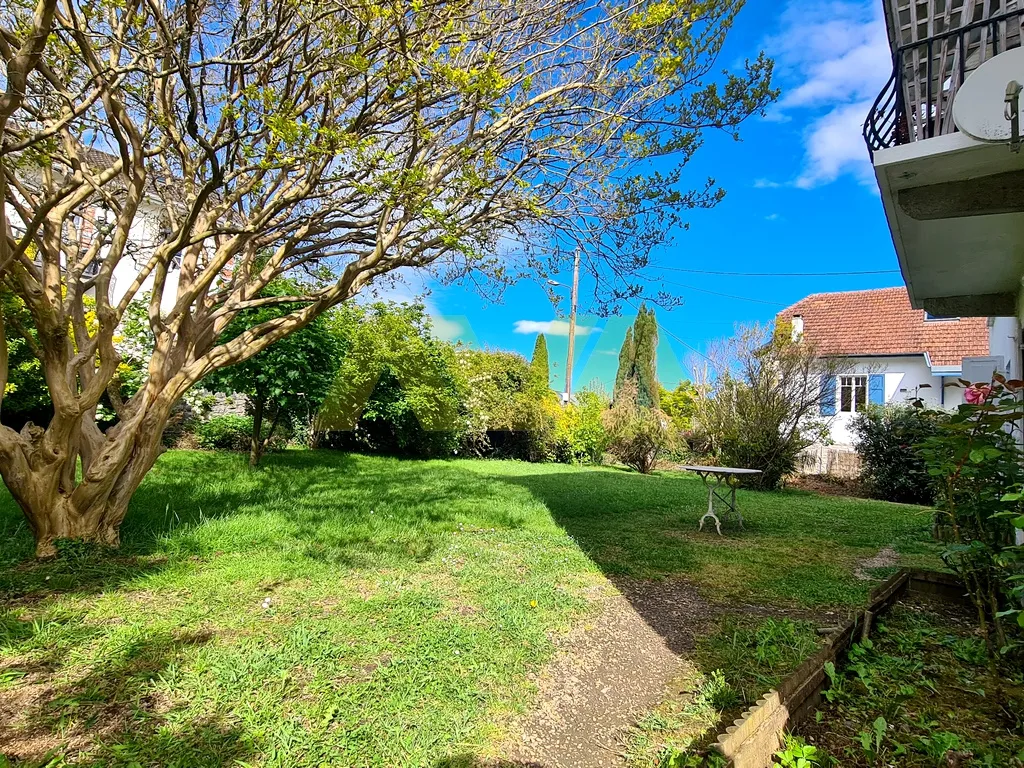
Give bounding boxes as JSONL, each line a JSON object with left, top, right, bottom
{"left": 0, "top": 628, "right": 213, "bottom": 764}
{"left": 853, "top": 546, "right": 899, "bottom": 581}
{"left": 504, "top": 578, "right": 720, "bottom": 768}
{"left": 501, "top": 574, "right": 847, "bottom": 768}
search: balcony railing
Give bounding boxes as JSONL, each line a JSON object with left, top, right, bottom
{"left": 863, "top": 7, "right": 1024, "bottom": 159}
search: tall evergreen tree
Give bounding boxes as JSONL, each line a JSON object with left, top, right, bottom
{"left": 615, "top": 327, "right": 635, "bottom": 399}
{"left": 614, "top": 305, "right": 660, "bottom": 408}
{"left": 530, "top": 334, "right": 550, "bottom": 392}
{"left": 634, "top": 305, "right": 660, "bottom": 408}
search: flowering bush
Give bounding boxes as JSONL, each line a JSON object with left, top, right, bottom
{"left": 917, "top": 375, "right": 1024, "bottom": 659}
{"left": 553, "top": 389, "right": 610, "bottom": 464}
{"left": 964, "top": 384, "right": 992, "bottom": 405}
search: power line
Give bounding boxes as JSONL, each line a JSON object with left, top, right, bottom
{"left": 623, "top": 298, "right": 714, "bottom": 364}
{"left": 656, "top": 278, "right": 790, "bottom": 307}
{"left": 652, "top": 266, "right": 901, "bottom": 277}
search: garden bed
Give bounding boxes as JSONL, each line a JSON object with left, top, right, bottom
{"left": 797, "top": 595, "right": 1024, "bottom": 767}
{"left": 680, "top": 571, "right": 1024, "bottom": 768}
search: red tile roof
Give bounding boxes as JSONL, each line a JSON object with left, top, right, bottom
{"left": 778, "top": 287, "right": 988, "bottom": 367}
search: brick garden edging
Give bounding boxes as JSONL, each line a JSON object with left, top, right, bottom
{"left": 712, "top": 569, "right": 967, "bottom": 768}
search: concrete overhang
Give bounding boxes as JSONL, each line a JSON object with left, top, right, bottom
{"left": 873, "top": 131, "right": 1024, "bottom": 317}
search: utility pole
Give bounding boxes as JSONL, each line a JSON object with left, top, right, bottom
{"left": 564, "top": 248, "right": 580, "bottom": 405}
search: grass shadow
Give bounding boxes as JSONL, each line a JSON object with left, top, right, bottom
{"left": 0, "top": 452, "right": 939, "bottom": 768}
{"left": 0, "top": 627, "right": 253, "bottom": 767}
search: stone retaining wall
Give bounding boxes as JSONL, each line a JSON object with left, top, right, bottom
{"left": 712, "top": 570, "right": 966, "bottom": 768}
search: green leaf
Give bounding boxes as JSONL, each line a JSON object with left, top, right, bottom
{"left": 969, "top": 449, "right": 985, "bottom": 463}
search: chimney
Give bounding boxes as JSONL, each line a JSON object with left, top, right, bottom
{"left": 791, "top": 314, "right": 804, "bottom": 342}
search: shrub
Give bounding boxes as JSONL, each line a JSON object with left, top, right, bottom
{"left": 316, "top": 303, "right": 466, "bottom": 458}
{"left": 603, "top": 381, "right": 672, "bottom": 473}
{"left": 717, "top": 431, "right": 805, "bottom": 492}
{"left": 694, "top": 322, "right": 842, "bottom": 490}
{"left": 457, "top": 347, "right": 556, "bottom": 461}
{"left": 918, "top": 378, "right": 1024, "bottom": 658}
{"left": 553, "top": 389, "right": 609, "bottom": 464}
{"left": 195, "top": 415, "right": 255, "bottom": 451}
{"left": 850, "top": 405, "right": 946, "bottom": 505}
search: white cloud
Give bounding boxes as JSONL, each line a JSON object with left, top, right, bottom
{"left": 753, "top": 178, "right": 783, "bottom": 189}
{"left": 513, "top": 320, "right": 598, "bottom": 336}
{"left": 764, "top": 213, "right": 781, "bottom": 221}
{"left": 765, "top": 0, "right": 891, "bottom": 188}
{"left": 795, "top": 100, "right": 878, "bottom": 188}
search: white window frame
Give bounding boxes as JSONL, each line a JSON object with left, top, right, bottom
{"left": 838, "top": 375, "right": 868, "bottom": 413}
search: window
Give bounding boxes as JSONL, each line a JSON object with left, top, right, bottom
{"left": 839, "top": 375, "right": 868, "bottom": 412}
{"left": 924, "top": 312, "right": 959, "bottom": 321}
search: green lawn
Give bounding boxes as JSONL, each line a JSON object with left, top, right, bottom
{"left": 0, "top": 451, "right": 938, "bottom": 767}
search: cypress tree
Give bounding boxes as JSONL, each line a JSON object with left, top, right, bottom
{"left": 614, "top": 327, "right": 634, "bottom": 400}
{"left": 530, "top": 333, "right": 550, "bottom": 391}
{"left": 634, "top": 305, "right": 659, "bottom": 408}
{"left": 613, "top": 304, "right": 660, "bottom": 408}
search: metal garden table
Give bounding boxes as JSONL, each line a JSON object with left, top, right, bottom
{"left": 678, "top": 465, "right": 762, "bottom": 535}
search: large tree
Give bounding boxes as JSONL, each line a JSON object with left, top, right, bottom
{"left": 0, "top": 0, "right": 776, "bottom": 555}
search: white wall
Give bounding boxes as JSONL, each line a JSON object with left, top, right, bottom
{"left": 107, "top": 201, "right": 180, "bottom": 313}
{"left": 5, "top": 194, "right": 181, "bottom": 314}
{"left": 990, "top": 316, "right": 1021, "bottom": 380}
{"left": 828, "top": 355, "right": 965, "bottom": 446}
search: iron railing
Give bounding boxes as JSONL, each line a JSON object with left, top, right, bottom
{"left": 863, "top": 7, "right": 1024, "bottom": 158}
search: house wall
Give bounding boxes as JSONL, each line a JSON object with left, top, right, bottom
{"left": 4, "top": 195, "right": 180, "bottom": 313}
{"left": 989, "top": 316, "right": 1021, "bottom": 379}
{"left": 107, "top": 200, "right": 180, "bottom": 313}
{"left": 827, "top": 355, "right": 964, "bottom": 446}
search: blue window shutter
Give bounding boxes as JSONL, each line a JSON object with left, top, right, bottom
{"left": 869, "top": 374, "right": 885, "bottom": 405}
{"left": 820, "top": 374, "right": 836, "bottom": 416}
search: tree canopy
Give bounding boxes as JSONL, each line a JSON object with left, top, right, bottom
{"left": 0, "top": 0, "right": 776, "bottom": 554}
{"left": 315, "top": 302, "right": 465, "bottom": 458}
{"left": 204, "top": 283, "right": 340, "bottom": 466}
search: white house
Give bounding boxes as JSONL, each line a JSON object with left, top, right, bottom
{"left": 780, "top": 287, "right": 1003, "bottom": 447}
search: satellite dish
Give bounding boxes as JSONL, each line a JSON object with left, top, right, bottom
{"left": 953, "top": 47, "right": 1024, "bottom": 142}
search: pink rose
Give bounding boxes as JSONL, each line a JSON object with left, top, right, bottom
{"left": 965, "top": 385, "right": 991, "bottom": 404}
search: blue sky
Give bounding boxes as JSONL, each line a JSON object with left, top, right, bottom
{"left": 375, "top": 0, "right": 900, "bottom": 394}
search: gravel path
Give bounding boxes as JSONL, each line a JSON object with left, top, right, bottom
{"left": 504, "top": 578, "right": 720, "bottom": 768}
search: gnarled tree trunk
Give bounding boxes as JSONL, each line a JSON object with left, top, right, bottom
{"left": 0, "top": 393, "right": 174, "bottom": 557}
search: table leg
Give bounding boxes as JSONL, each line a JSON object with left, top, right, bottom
{"left": 697, "top": 474, "right": 724, "bottom": 535}
{"left": 732, "top": 485, "right": 743, "bottom": 529}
